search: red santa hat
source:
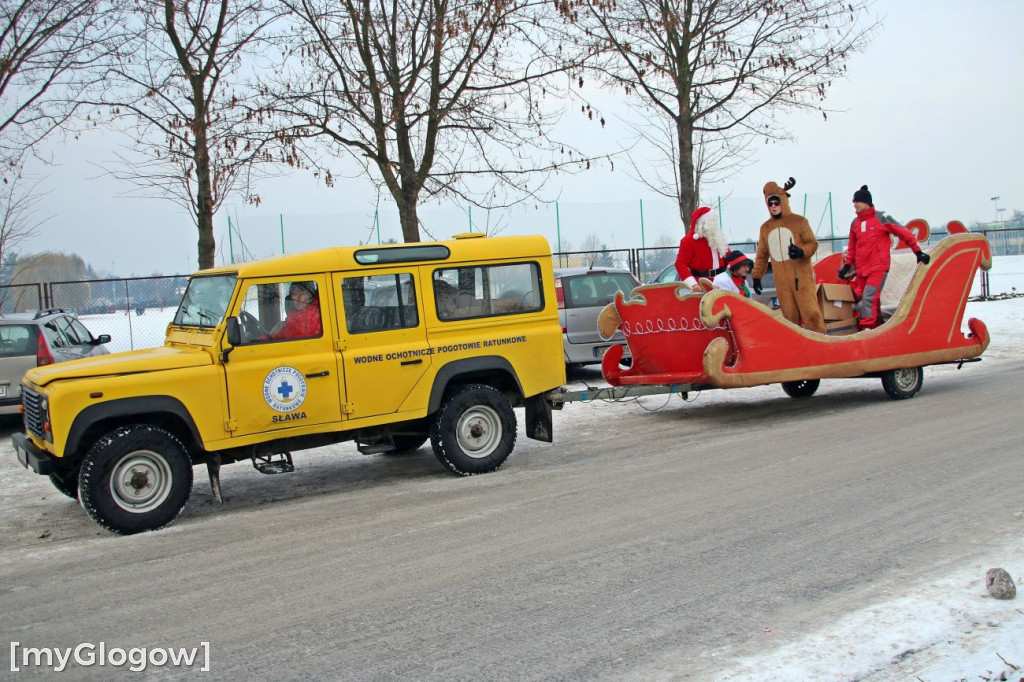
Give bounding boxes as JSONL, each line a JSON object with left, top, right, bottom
{"left": 690, "top": 206, "right": 713, "bottom": 233}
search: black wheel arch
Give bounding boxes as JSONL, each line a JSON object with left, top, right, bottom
{"left": 427, "top": 357, "right": 525, "bottom": 413}
{"left": 65, "top": 396, "right": 204, "bottom": 464}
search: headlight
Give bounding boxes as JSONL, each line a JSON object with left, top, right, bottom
{"left": 40, "top": 396, "right": 52, "bottom": 442}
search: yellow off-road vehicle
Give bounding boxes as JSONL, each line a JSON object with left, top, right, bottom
{"left": 12, "top": 234, "right": 566, "bottom": 534}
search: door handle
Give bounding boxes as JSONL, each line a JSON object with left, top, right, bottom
{"left": 305, "top": 370, "right": 330, "bottom": 378}
{"left": 400, "top": 359, "right": 423, "bottom": 366}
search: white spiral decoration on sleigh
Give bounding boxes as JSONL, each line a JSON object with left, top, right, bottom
{"left": 621, "top": 316, "right": 729, "bottom": 337}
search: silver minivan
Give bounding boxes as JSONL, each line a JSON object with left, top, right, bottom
{"left": 0, "top": 309, "right": 110, "bottom": 414}
{"left": 554, "top": 267, "right": 639, "bottom": 367}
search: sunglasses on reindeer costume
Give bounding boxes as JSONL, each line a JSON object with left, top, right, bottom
{"left": 767, "top": 196, "right": 782, "bottom": 207}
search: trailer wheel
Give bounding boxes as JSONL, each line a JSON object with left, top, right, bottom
{"left": 78, "top": 425, "right": 193, "bottom": 535}
{"left": 48, "top": 467, "right": 80, "bottom": 500}
{"left": 881, "top": 367, "right": 923, "bottom": 400}
{"left": 430, "top": 384, "right": 516, "bottom": 476}
{"left": 782, "top": 379, "right": 820, "bottom": 399}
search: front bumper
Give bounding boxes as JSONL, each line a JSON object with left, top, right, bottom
{"left": 11, "top": 433, "right": 54, "bottom": 476}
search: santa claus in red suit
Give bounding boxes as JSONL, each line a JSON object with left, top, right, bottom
{"left": 675, "top": 206, "right": 731, "bottom": 293}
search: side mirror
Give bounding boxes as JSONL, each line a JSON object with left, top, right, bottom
{"left": 94, "top": 334, "right": 111, "bottom": 345}
{"left": 225, "top": 317, "right": 241, "bottom": 346}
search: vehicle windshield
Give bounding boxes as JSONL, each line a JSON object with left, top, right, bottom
{"left": 172, "top": 274, "right": 237, "bottom": 328}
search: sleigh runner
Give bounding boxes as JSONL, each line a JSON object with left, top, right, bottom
{"left": 599, "top": 229, "right": 991, "bottom": 399}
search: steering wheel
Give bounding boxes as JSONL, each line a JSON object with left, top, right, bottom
{"left": 238, "top": 311, "right": 268, "bottom": 342}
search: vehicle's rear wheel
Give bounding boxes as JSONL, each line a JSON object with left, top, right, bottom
{"left": 881, "top": 366, "right": 923, "bottom": 400}
{"left": 430, "top": 384, "right": 516, "bottom": 476}
{"left": 48, "top": 466, "right": 80, "bottom": 500}
{"left": 781, "top": 379, "right": 820, "bottom": 399}
{"left": 78, "top": 425, "right": 193, "bottom": 535}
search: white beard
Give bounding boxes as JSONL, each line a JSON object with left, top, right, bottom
{"left": 695, "top": 214, "right": 729, "bottom": 256}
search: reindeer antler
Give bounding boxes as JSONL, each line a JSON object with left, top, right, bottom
{"left": 783, "top": 177, "right": 796, "bottom": 192}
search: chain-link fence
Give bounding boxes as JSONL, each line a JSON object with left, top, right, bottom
{"left": 0, "top": 282, "right": 44, "bottom": 314}
{"left": 556, "top": 226, "right": 1024, "bottom": 299}
{"left": 0, "top": 276, "right": 191, "bottom": 354}
{"left": 1, "top": 226, "right": 1019, "bottom": 353}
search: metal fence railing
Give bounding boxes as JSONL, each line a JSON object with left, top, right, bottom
{"left": 556, "top": 227, "right": 1024, "bottom": 299}
{"left": 0, "top": 227, "right": 1019, "bottom": 353}
{"left": 0, "top": 282, "right": 43, "bottom": 314}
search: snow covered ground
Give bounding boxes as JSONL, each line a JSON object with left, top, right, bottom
{"left": 703, "top": 297, "right": 1024, "bottom": 681}
{"left": 9, "top": 297, "right": 1023, "bottom": 680}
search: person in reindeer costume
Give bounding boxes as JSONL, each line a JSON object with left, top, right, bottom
{"left": 675, "top": 206, "right": 731, "bottom": 293}
{"left": 752, "top": 177, "right": 825, "bottom": 333}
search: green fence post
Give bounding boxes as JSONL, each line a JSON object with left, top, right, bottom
{"left": 803, "top": 193, "right": 808, "bottom": 216}
{"left": 639, "top": 199, "right": 646, "bottom": 250}
{"left": 280, "top": 214, "right": 285, "bottom": 254}
{"left": 469, "top": 205, "right": 472, "bottom": 233}
{"left": 717, "top": 196, "right": 724, "bottom": 229}
{"left": 828, "top": 192, "right": 835, "bottom": 240}
{"left": 227, "top": 216, "right": 235, "bottom": 264}
{"left": 375, "top": 209, "right": 381, "bottom": 244}
{"left": 556, "top": 201, "right": 562, "bottom": 267}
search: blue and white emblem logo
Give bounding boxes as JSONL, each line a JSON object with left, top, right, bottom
{"left": 263, "top": 366, "right": 307, "bottom": 412}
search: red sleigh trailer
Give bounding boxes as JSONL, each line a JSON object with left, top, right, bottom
{"left": 598, "top": 226, "right": 990, "bottom": 400}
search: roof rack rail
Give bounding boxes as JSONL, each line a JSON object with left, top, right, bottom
{"left": 33, "top": 308, "right": 70, "bottom": 319}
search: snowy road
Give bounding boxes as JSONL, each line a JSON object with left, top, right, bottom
{"left": 0, "top": 301, "right": 1021, "bottom": 679}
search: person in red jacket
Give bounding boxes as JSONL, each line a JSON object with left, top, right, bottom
{"left": 839, "top": 185, "right": 930, "bottom": 330}
{"left": 271, "top": 281, "right": 322, "bottom": 339}
{"left": 675, "top": 206, "right": 731, "bottom": 293}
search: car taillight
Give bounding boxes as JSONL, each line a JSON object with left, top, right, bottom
{"left": 36, "top": 334, "right": 54, "bottom": 366}
{"left": 554, "top": 278, "right": 564, "bottom": 309}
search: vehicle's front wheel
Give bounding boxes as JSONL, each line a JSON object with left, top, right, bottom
{"left": 78, "top": 425, "right": 194, "bottom": 535}
{"left": 430, "top": 384, "right": 517, "bottom": 476}
{"left": 881, "top": 366, "right": 923, "bottom": 400}
{"left": 782, "top": 379, "right": 820, "bottom": 399}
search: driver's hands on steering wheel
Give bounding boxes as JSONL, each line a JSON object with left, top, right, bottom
{"left": 239, "top": 311, "right": 268, "bottom": 342}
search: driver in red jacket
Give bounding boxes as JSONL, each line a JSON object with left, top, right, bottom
{"left": 840, "top": 186, "right": 930, "bottom": 330}
{"left": 271, "top": 281, "right": 322, "bottom": 339}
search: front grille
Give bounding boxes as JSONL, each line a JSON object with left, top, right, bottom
{"left": 21, "top": 387, "right": 45, "bottom": 439}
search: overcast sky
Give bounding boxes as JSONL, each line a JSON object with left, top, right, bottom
{"left": 17, "top": 0, "right": 1024, "bottom": 276}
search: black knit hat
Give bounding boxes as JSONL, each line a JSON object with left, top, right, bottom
{"left": 724, "top": 250, "right": 753, "bottom": 273}
{"left": 853, "top": 185, "right": 873, "bottom": 205}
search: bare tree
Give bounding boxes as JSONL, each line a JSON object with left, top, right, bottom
{"left": 567, "top": 0, "right": 877, "bottom": 224}
{"left": 270, "top": 0, "right": 597, "bottom": 243}
{"left": 0, "top": 0, "right": 114, "bottom": 177}
{"left": 94, "top": 1, "right": 284, "bottom": 269}
{"left": 0, "top": 171, "right": 48, "bottom": 279}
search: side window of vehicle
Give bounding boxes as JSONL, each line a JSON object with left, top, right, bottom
{"left": 433, "top": 262, "right": 542, "bottom": 321}
{"left": 237, "top": 280, "right": 323, "bottom": 344}
{"left": 42, "top": 320, "right": 71, "bottom": 349}
{"left": 52, "top": 316, "right": 84, "bottom": 345}
{"left": 68, "top": 318, "right": 95, "bottom": 345}
{"left": 342, "top": 273, "right": 418, "bottom": 334}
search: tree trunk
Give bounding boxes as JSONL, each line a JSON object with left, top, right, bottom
{"left": 193, "top": 84, "right": 216, "bottom": 270}
{"left": 676, "top": 113, "right": 697, "bottom": 230}
{"left": 396, "top": 175, "right": 422, "bottom": 243}
{"left": 398, "top": 200, "right": 420, "bottom": 243}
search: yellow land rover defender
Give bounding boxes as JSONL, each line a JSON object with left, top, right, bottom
{"left": 12, "top": 234, "right": 566, "bottom": 534}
